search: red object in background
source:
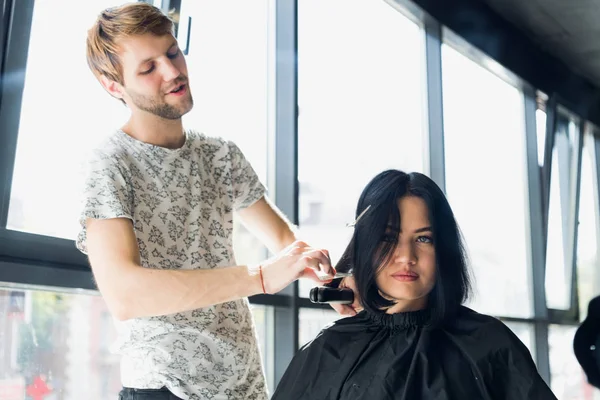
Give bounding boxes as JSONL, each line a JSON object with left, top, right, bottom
{"left": 7, "top": 291, "right": 25, "bottom": 320}
{"left": 25, "top": 376, "right": 51, "bottom": 400}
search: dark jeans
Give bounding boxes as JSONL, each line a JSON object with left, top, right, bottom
{"left": 119, "top": 387, "right": 183, "bottom": 400}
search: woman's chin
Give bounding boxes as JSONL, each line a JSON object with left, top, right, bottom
{"left": 384, "top": 296, "right": 428, "bottom": 314}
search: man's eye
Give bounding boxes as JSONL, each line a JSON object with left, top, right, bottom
{"left": 141, "top": 65, "right": 155, "bottom": 75}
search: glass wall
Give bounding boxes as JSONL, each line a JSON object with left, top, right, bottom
{"left": 0, "top": 288, "right": 272, "bottom": 399}
{"left": 7, "top": 0, "right": 131, "bottom": 239}
{"left": 575, "top": 132, "right": 600, "bottom": 322}
{"left": 442, "top": 44, "right": 532, "bottom": 319}
{"left": 545, "top": 117, "right": 580, "bottom": 310}
{"left": 297, "top": 0, "right": 425, "bottom": 298}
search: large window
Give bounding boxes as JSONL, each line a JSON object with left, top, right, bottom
{"left": 442, "top": 44, "right": 533, "bottom": 318}
{"left": 545, "top": 116, "right": 580, "bottom": 310}
{"left": 576, "top": 131, "right": 600, "bottom": 321}
{"left": 7, "top": 0, "right": 131, "bottom": 239}
{"left": 0, "top": 288, "right": 120, "bottom": 399}
{"left": 0, "top": 288, "right": 272, "bottom": 399}
{"left": 297, "top": 0, "right": 425, "bottom": 297}
{"left": 6, "top": 0, "right": 270, "bottom": 265}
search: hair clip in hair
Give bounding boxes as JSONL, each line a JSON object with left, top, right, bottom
{"left": 346, "top": 205, "right": 371, "bottom": 228}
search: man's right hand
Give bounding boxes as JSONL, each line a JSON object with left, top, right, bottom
{"left": 259, "top": 240, "right": 335, "bottom": 294}
{"left": 330, "top": 276, "right": 362, "bottom": 316}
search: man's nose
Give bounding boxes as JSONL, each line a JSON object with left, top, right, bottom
{"left": 161, "top": 59, "right": 181, "bottom": 83}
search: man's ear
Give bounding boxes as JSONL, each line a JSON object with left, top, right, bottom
{"left": 99, "top": 75, "right": 125, "bottom": 101}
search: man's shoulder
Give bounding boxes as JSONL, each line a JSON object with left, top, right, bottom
{"left": 187, "top": 130, "right": 238, "bottom": 155}
{"left": 88, "top": 130, "right": 130, "bottom": 162}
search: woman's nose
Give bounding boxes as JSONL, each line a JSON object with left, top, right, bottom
{"left": 393, "top": 242, "right": 417, "bottom": 265}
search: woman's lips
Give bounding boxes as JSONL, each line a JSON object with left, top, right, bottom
{"left": 391, "top": 272, "right": 418, "bottom": 282}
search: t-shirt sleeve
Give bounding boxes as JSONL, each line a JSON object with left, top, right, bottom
{"left": 75, "top": 150, "right": 133, "bottom": 254}
{"left": 227, "top": 141, "right": 266, "bottom": 211}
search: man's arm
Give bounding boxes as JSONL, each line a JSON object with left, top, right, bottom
{"left": 86, "top": 217, "right": 332, "bottom": 321}
{"left": 236, "top": 196, "right": 297, "bottom": 253}
{"left": 237, "top": 196, "right": 362, "bottom": 316}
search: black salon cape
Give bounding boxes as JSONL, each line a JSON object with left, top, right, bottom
{"left": 272, "top": 307, "right": 556, "bottom": 400}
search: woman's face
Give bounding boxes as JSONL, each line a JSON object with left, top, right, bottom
{"left": 375, "top": 196, "right": 436, "bottom": 313}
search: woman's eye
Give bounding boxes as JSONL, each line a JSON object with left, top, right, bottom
{"left": 417, "top": 235, "right": 433, "bottom": 244}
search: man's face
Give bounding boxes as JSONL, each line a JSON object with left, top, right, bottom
{"left": 117, "top": 33, "right": 193, "bottom": 119}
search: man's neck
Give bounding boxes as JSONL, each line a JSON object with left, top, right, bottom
{"left": 122, "top": 113, "right": 186, "bottom": 149}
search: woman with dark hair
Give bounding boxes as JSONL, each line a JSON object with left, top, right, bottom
{"left": 272, "top": 170, "right": 556, "bottom": 400}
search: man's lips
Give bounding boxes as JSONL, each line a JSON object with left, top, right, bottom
{"left": 166, "top": 83, "right": 187, "bottom": 94}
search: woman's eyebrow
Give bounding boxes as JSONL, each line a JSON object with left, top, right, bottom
{"left": 386, "top": 226, "right": 432, "bottom": 233}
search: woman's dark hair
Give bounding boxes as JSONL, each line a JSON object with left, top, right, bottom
{"left": 335, "top": 169, "right": 471, "bottom": 326}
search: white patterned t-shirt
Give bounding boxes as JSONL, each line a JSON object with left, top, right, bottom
{"left": 76, "top": 130, "right": 267, "bottom": 400}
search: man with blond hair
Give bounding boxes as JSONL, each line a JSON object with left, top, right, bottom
{"left": 77, "top": 3, "right": 343, "bottom": 399}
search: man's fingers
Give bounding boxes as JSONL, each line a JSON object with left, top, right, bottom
{"left": 300, "top": 249, "right": 333, "bottom": 277}
{"left": 330, "top": 303, "right": 357, "bottom": 316}
{"left": 300, "top": 268, "right": 332, "bottom": 285}
{"left": 339, "top": 277, "right": 362, "bottom": 311}
{"left": 301, "top": 256, "right": 322, "bottom": 273}
{"left": 351, "top": 301, "right": 363, "bottom": 313}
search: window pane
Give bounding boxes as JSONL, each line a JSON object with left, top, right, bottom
{"left": 299, "top": 308, "right": 341, "bottom": 347}
{"left": 297, "top": 0, "right": 425, "bottom": 297}
{"left": 7, "top": 0, "right": 270, "bottom": 262}
{"left": 537, "top": 109, "right": 546, "bottom": 166}
{"left": 248, "top": 304, "right": 275, "bottom": 392}
{"left": 0, "top": 288, "right": 120, "bottom": 399}
{"left": 7, "top": 0, "right": 132, "bottom": 239}
{"left": 0, "top": 287, "right": 273, "bottom": 399}
{"left": 577, "top": 133, "right": 600, "bottom": 321}
{"left": 442, "top": 45, "right": 532, "bottom": 318}
{"left": 545, "top": 118, "right": 579, "bottom": 310}
{"left": 178, "top": 0, "right": 271, "bottom": 266}
{"left": 549, "top": 325, "right": 600, "bottom": 400}
{"left": 545, "top": 147, "right": 568, "bottom": 309}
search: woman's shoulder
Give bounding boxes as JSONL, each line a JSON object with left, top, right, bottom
{"left": 449, "top": 306, "right": 530, "bottom": 355}
{"left": 287, "top": 313, "right": 374, "bottom": 367}
{"left": 320, "top": 311, "right": 374, "bottom": 334}
{"left": 455, "top": 306, "right": 512, "bottom": 330}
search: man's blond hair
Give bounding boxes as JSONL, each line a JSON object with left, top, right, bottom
{"left": 86, "top": 2, "right": 174, "bottom": 84}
